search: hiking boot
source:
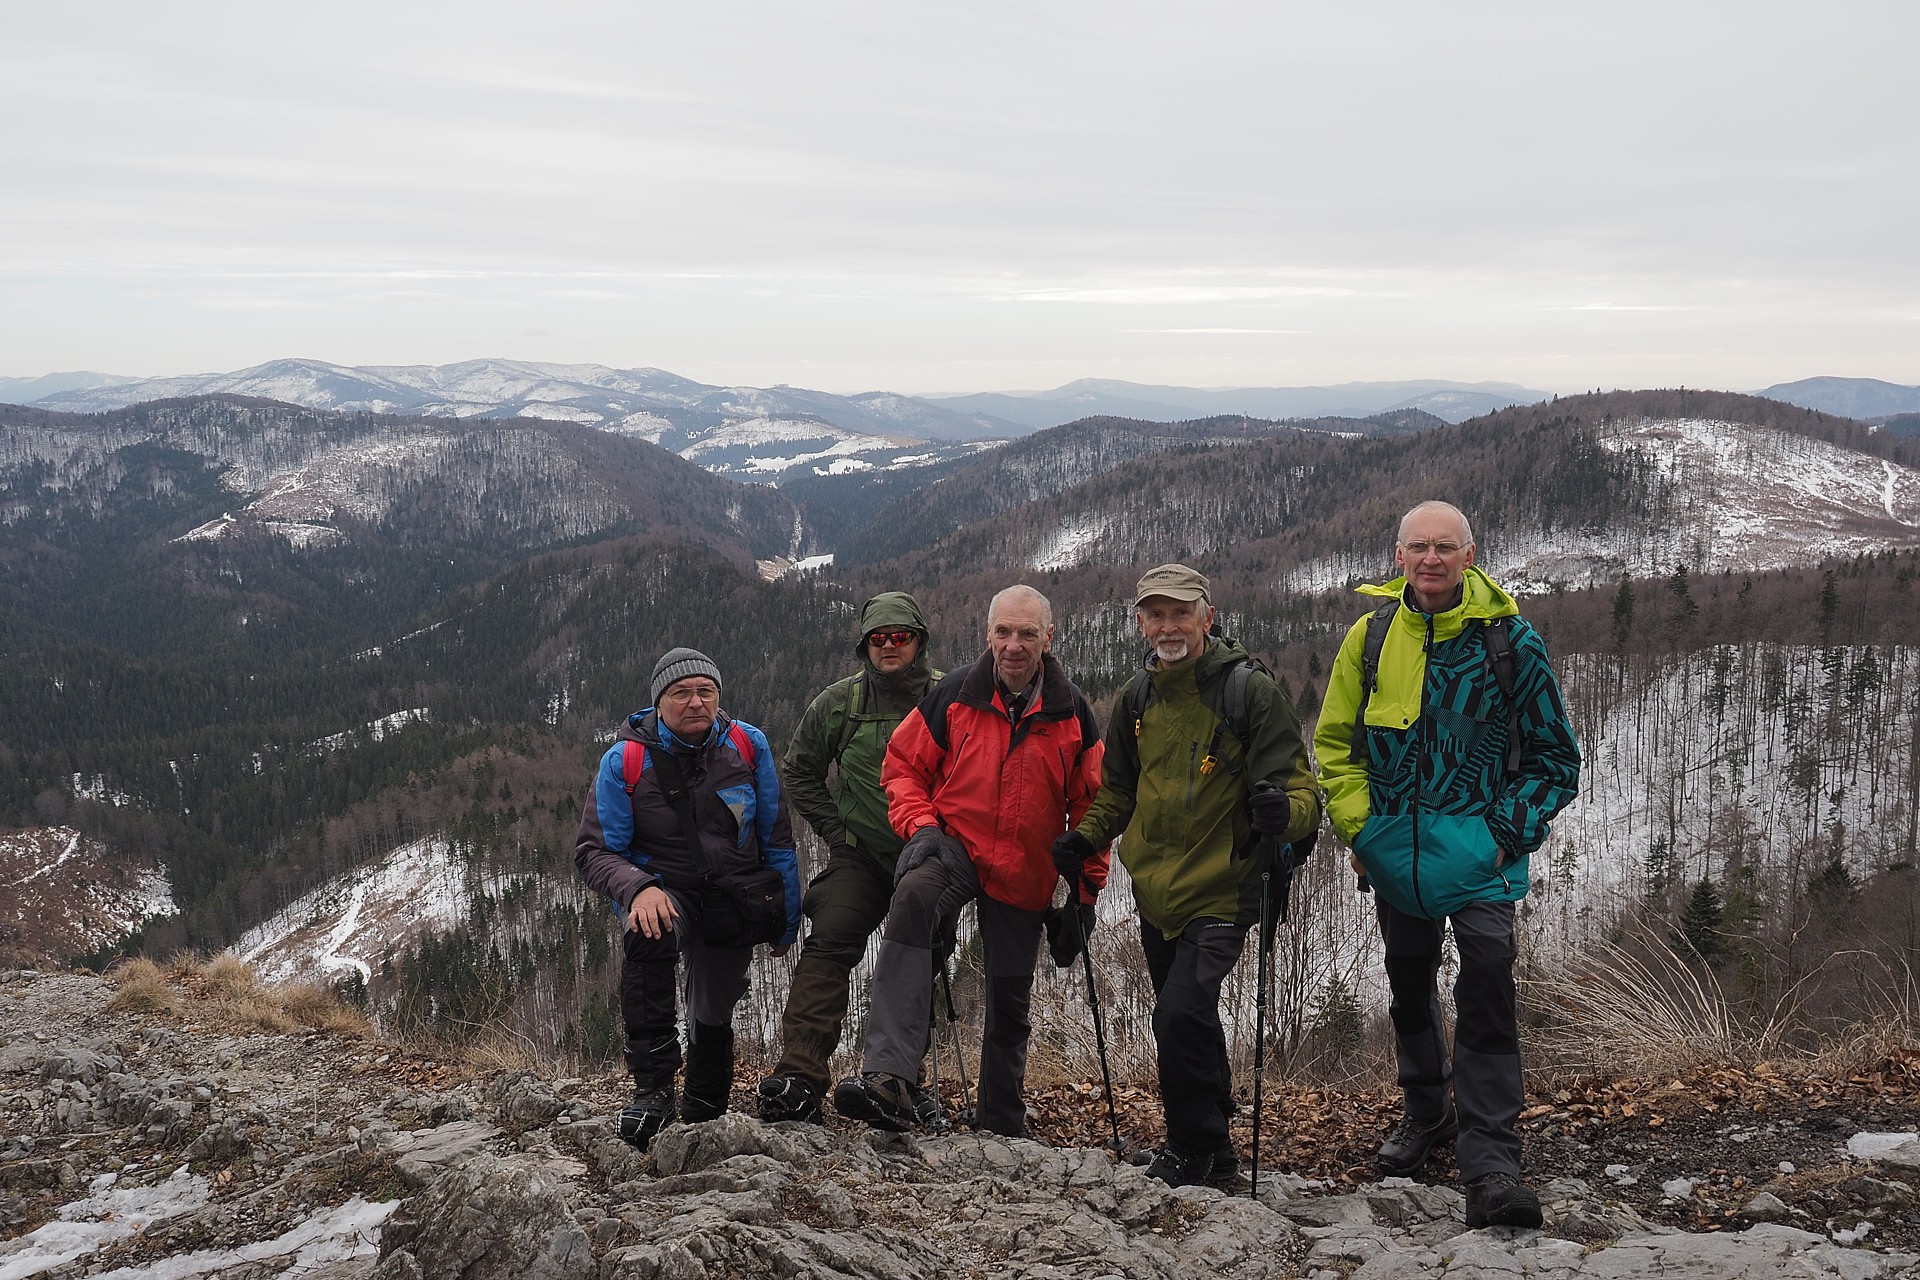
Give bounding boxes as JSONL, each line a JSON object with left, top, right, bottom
{"left": 1207, "top": 1142, "right": 1242, "bottom": 1189}
{"left": 1142, "top": 1146, "right": 1208, "bottom": 1187}
{"left": 755, "top": 1073, "right": 824, "bottom": 1124}
{"left": 1465, "top": 1172, "right": 1543, "bottom": 1229}
{"left": 910, "top": 1082, "right": 948, "bottom": 1131}
{"left": 1132, "top": 1144, "right": 1239, "bottom": 1190}
{"left": 1377, "top": 1107, "right": 1458, "bottom": 1177}
{"left": 617, "top": 1086, "right": 676, "bottom": 1151}
{"left": 832, "top": 1073, "right": 920, "bottom": 1132}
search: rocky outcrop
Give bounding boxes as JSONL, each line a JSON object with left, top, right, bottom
{"left": 3, "top": 967, "right": 1918, "bottom": 1280}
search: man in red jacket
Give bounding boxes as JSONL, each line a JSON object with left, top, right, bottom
{"left": 833, "top": 584, "right": 1106, "bottom": 1137}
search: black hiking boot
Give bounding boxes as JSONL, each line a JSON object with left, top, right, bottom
{"left": 1377, "top": 1107, "right": 1458, "bottom": 1177}
{"left": 910, "top": 1082, "right": 948, "bottom": 1131}
{"left": 755, "top": 1073, "right": 824, "bottom": 1124}
{"left": 1207, "top": 1142, "right": 1243, "bottom": 1189}
{"left": 617, "top": 1085, "right": 676, "bottom": 1151}
{"left": 1465, "top": 1172, "right": 1543, "bottom": 1229}
{"left": 832, "top": 1072, "right": 920, "bottom": 1132}
{"left": 1132, "top": 1143, "right": 1239, "bottom": 1190}
{"left": 1142, "top": 1146, "right": 1209, "bottom": 1187}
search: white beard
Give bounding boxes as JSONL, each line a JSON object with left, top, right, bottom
{"left": 1152, "top": 638, "right": 1190, "bottom": 663}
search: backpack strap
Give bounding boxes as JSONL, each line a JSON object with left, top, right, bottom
{"left": 830, "top": 672, "right": 867, "bottom": 763}
{"left": 1129, "top": 653, "right": 1268, "bottom": 778}
{"left": 1350, "top": 601, "right": 1400, "bottom": 766}
{"left": 1480, "top": 617, "right": 1523, "bottom": 776}
{"left": 620, "top": 740, "right": 647, "bottom": 796}
{"left": 726, "top": 719, "right": 757, "bottom": 769}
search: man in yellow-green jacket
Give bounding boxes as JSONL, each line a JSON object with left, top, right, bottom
{"left": 1315, "top": 501, "right": 1580, "bottom": 1229}
{"left": 1057, "top": 564, "right": 1320, "bottom": 1187}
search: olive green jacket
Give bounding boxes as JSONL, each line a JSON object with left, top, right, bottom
{"left": 1077, "top": 635, "right": 1319, "bottom": 937}
{"left": 782, "top": 592, "right": 936, "bottom": 869}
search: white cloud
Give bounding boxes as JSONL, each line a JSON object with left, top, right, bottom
{"left": 1, "top": 1, "right": 1916, "bottom": 392}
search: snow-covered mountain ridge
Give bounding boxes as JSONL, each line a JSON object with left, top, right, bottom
{"left": 0, "top": 396, "right": 807, "bottom": 562}
{"left": 17, "top": 357, "right": 1012, "bottom": 479}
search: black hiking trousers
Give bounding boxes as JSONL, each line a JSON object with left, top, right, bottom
{"left": 1140, "top": 916, "right": 1248, "bottom": 1159}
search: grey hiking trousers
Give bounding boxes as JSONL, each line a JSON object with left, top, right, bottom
{"left": 860, "top": 848, "right": 1044, "bottom": 1137}
{"left": 1377, "top": 897, "right": 1524, "bottom": 1181}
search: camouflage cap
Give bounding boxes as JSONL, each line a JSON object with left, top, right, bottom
{"left": 1133, "top": 563, "right": 1211, "bottom": 607}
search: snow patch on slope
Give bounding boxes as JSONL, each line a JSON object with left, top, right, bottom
{"left": 0, "top": 827, "right": 176, "bottom": 966}
{"left": 235, "top": 837, "right": 472, "bottom": 984}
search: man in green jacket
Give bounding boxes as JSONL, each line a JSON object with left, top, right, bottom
{"left": 1314, "top": 501, "right": 1580, "bottom": 1230}
{"left": 757, "top": 592, "right": 947, "bottom": 1125}
{"left": 1054, "top": 564, "right": 1320, "bottom": 1187}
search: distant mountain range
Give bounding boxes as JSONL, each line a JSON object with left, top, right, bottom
{"left": 2, "top": 360, "right": 1550, "bottom": 457}
{"left": 1757, "top": 376, "right": 1920, "bottom": 420}
{"left": 923, "top": 377, "right": 1551, "bottom": 427}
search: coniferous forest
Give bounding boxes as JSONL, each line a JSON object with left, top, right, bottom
{"left": 5, "top": 388, "right": 1920, "bottom": 1081}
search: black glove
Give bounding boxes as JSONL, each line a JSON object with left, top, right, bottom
{"left": 1044, "top": 901, "right": 1098, "bottom": 967}
{"left": 1249, "top": 781, "right": 1291, "bottom": 837}
{"left": 895, "top": 826, "right": 966, "bottom": 886}
{"left": 1051, "top": 830, "right": 1096, "bottom": 887}
{"left": 1285, "top": 824, "right": 1320, "bottom": 869}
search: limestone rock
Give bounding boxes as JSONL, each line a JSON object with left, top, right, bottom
{"left": 379, "top": 1154, "right": 592, "bottom": 1280}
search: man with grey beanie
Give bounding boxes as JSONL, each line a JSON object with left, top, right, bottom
{"left": 576, "top": 646, "right": 801, "bottom": 1149}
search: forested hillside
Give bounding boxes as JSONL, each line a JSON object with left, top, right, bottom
{"left": 7, "top": 388, "right": 1920, "bottom": 1080}
{"left": 829, "top": 410, "right": 1445, "bottom": 568}
{"left": 0, "top": 396, "right": 808, "bottom": 661}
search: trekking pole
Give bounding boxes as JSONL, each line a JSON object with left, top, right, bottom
{"left": 937, "top": 961, "right": 973, "bottom": 1123}
{"left": 1250, "top": 778, "right": 1293, "bottom": 1200}
{"left": 1073, "top": 880, "right": 1126, "bottom": 1159}
{"left": 1251, "top": 860, "right": 1272, "bottom": 1200}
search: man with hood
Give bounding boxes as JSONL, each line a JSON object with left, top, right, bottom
{"left": 1057, "top": 564, "right": 1320, "bottom": 1186}
{"left": 1315, "top": 501, "right": 1580, "bottom": 1229}
{"left": 575, "top": 647, "right": 801, "bottom": 1150}
{"left": 757, "top": 592, "right": 948, "bottom": 1125}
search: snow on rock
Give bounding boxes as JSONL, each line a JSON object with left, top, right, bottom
{"left": 307, "top": 708, "right": 429, "bottom": 755}
{"left": 234, "top": 836, "right": 473, "bottom": 985}
{"left": 1031, "top": 515, "right": 1112, "bottom": 572}
{"left": 0, "top": 1166, "right": 213, "bottom": 1279}
{"left": 0, "top": 826, "right": 176, "bottom": 967}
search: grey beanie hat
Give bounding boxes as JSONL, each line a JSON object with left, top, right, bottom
{"left": 650, "top": 647, "right": 722, "bottom": 707}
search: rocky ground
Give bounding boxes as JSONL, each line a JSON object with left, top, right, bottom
{"left": 4, "top": 966, "right": 1920, "bottom": 1279}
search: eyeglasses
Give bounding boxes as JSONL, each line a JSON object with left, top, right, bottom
{"left": 663, "top": 684, "right": 719, "bottom": 705}
{"left": 1400, "top": 540, "right": 1466, "bottom": 558}
{"left": 866, "top": 629, "right": 916, "bottom": 648}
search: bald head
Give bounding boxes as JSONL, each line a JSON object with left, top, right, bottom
{"left": 1398, "top": 500, "right": 1474, "bottom": 548}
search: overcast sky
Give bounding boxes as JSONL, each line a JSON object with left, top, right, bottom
{"left": 4, "top": 1, "right": 1915, "bottom": 394}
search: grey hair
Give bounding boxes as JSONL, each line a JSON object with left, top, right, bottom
{"left": 988, "top": 584, "right": 1053, "bottom": 628}
{"left": 1398, "top": 500, "right": 1475, "bottom": 548}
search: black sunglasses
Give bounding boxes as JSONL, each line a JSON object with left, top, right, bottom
{"left": 866, "top": 629, "right": 916, "bottom": 648}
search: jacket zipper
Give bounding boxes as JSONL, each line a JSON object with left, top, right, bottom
{"left": 1187, "top": 742, "right": 1198, "bottom": 806}
{"left": 1411, "top": 611, "right": 1434, "bottom": 916}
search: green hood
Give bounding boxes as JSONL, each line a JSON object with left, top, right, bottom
{"left": 853, "top": 591, "right": 933, "bottom": 689}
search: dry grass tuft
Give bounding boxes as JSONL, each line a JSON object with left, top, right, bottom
{"left": 104, "top": 956, "right": 181, "bottom": 1016}
{"left": 278, "top": 981, "right": 374, "bottom": 1037}
{"left": 1522, "top": 925, "right": 1920, "bottom": 1079}
{"left": 224, "top": 992, "right": 300, "bottom": 1034}
{"left": 445, "top": 1023, "right": 571, "bottom": 1076}
{"left": 197, "top": 952, "right": 260, "bottom": 1001}
{"left": 98, "top": 952, "right": 373, "bottom": 1040}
